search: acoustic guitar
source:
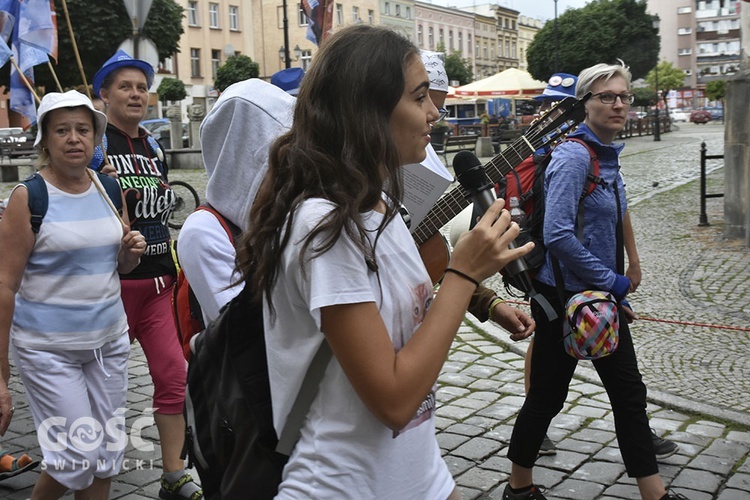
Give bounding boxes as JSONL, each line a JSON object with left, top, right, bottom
{"left": 413, "top": 94, "right": 591, "bottom": 283}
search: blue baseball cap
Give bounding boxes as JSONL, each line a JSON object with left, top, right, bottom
{"left": 271, "top": 67, "right": 304, "bottom": 96}
{"left": 533, "top": 73, "right": 577, "bottom": 101}
{"left": 93, "top": 50, "right": 154, "bottom": 97}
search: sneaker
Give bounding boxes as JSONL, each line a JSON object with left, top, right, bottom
{"left": 661, "top": 490, "right": 690, "bottom": 499}
{"left": 502, "top": 483, "right": 547, "bottom": 500}
{"left": 651, "top": 428, "right": 679, "bottom": 460}
{"left": 538, "top": 434, "right": 557, "bottom": 456}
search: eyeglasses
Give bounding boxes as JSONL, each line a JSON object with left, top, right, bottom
{"left": 592, "top": 92, "right": 635, "bottom": 105}
{"left": 436, "top": 108, "right": 449, "bottom": 123}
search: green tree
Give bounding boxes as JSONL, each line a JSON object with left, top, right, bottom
{"left": 631, "top": 86, "right": 654, "bottom": 108}
{"left": 157, "top": 77, "right": 187, "bottom": 103}
{"left": 527, "top": 0, "right": 659, "bottom": 82}
{"left": 644, "top": 61, "right": 685, "bottom": 110}
{"left": 214, "top": 54, "right": 260, "bottom": 93}
{"left": 437, "top": 43, "right": 473, "bottom": 86}
{"left": 1, "top": 0, "right": 184, "bottom": 92}
{"left": 705, "top": 80, "right": 726, "bottom": 103}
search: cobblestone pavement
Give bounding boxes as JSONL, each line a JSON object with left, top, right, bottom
{"left": 1, "top": 122, "right": 749, "bottom": 499}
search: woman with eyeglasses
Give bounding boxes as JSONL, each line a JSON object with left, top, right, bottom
{"left": 502, "top": 62, "right": 687, "bottom": 500}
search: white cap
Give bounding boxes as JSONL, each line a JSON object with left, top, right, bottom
{"left": 35, "top": 90, "right": 108, "bottom": 149}
{"left": 420, "top": 50, "right": 449, "bottom": 93}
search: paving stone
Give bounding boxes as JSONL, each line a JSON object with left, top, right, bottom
{"left": 550, "top": 478, "right": 606, "bottom": 499}
{"left": 671, "top": 468, "right": 724, "bottom": 493}
{"left": 452, "top": 436, "right": 504, "bottom": 461}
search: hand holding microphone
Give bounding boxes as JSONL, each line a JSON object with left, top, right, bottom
{"left": 448, "top": 151, "right": 535, "bottom": 285}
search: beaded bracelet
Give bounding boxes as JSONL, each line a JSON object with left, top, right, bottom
{"left": 443, "top": 268, "right": 480, "bottom": 288}
{"left": 488, "top": 296, "right": 505, "bottom": 321}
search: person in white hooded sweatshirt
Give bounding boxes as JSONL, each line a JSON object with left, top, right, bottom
{"left": 177, "top": 79, "right": 295, "bottom": 324}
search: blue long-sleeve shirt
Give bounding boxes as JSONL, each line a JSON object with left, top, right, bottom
{"left": 536, "top": 123, "right": 628, "bottom": 295}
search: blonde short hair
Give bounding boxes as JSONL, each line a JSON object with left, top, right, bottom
{"left": 576, "top": 60, "right": 632, "bottom": 99}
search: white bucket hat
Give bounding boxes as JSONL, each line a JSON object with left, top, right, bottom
{"left": 34, "top": 90, "right": 108, "bottom": 149}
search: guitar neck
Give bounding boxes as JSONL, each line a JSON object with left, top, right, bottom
{"left": 411, "top": 139, "right": 534, "bottom": 245}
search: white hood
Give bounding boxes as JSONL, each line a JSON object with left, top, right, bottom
{"left": 200, "top": 78, "right": 295, "bottom": 230}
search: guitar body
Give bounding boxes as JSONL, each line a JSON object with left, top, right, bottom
{"left": 418, "top": 233, "right": 451, "bottom": 284}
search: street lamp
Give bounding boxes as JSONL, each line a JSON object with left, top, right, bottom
{"left": 279, "top": 44, "right": 302, "bottom": 65}
{"left": 652, "top": 15, "right": 661, "bottom": 142}
{"left": 554, "top": 0, "right": 559, "bottom": 73}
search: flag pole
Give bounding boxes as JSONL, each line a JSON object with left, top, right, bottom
{"left": 60, "top": 0, "right": 90, "bottom": 100}
{"left": 9, "top": 57, "right": 41, "bottom": 104}
{"left": 47, "top": 61, "right": 63, "bottom": 92}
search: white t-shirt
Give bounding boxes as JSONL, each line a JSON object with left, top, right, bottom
{"left": 267, "top": 198, "right": 454, "bottom": 499}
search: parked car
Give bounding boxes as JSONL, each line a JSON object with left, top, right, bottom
{"left": 704, "top": 107, "right": 724, "bottom": 121}
{"left": 690, "top": 109, "right": 712, "bottom": 124}
{"left": 669, "top": 108, "right": 689, "bottom": 123}
{"left": 140, "top": 118, "right": 190, "bottom": 148}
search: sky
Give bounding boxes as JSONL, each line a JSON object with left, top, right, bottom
{"left": 438, "top": 0, "right": 592, "bottom": 22}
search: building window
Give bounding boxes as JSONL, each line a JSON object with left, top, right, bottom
{"left": 395, "top": 4, "right": 400, "bottom": 17}
{"left": 428, "top": 27, "right": 434, "bottom": 49}
{"left": 678, "top": 48, "right": 693, "bottom": 55}
{"left": 439, "top": 28, "right": 444, "bottom": 45}
{"left": 406, "top": 7, "right": 411, "bottom": 19}
{"left": 301, "top": 49, "right": 312, "bottom": 71}
{"left": 678, "top": 27, "right": 692, "bottom": 35}
{"left": 229, "top": 5, "right": 239, "bottom": 30}
{"left": 448, "top": 30, "right": 453, "bottom": 51}
{"left": 353, "top": 6, "right": 359, "bottom": 22}
{"left": 512, "top": 41, "right": 516, "bottom": 58}
{"left": 298, "top": 4, "right": 308, "bottom": 25}
{"left": 188, "top": 1, "right": 199, "bottom": 26}
{"left": 384, "top": 2, "right": 390, "bottom": 15}
{"left": 368, "top": 9, "right": 374, "bottom": 23}
{"left": 677, "top": 6, "right": 692, "bottom": 14}
{"left": 417, "top": 24, "right": 423, "bottom": 45}
{"left": 209, "top": 3, "right": 220, "bottom": 28}
{"left": 336, "top": 3, "right": 343, "bottom": 25}
{"left": 684, "top": 69, "right": 692, "bottom": 75}
{"left": 458, "top": 31, "right": 462, "bottom": 53}
{"left": 468, "top": 34, "right": 472, "bottom": 55}
{"left": 211, "top": 49, "right": 221, "bottom": 79}
{"left": 158, "top": 56, "right": 174, "bottom": 74}
{"left": 190, "top": 48, "right": 201, "bottom": 77}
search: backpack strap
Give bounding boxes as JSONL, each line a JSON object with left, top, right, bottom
{"left": 195, "top": 204, "right": 241, "bottom": 245}
{"left": 96, "top": 172, "right": 123, "bottom": 214}
{"left": 22, "top": 173, "right": 48, "bottom": 234}
{"left": 275, "top": 341, "right": 333, "bottom": 455}
{"left": 566, "top": 137, "right": 604, "bottom": 200}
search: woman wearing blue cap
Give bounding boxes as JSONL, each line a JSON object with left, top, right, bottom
{"left": 92, "top": 51, "right": 201, "bottom": 500}
{"left": 503, "top": 62, "right": 687, "bottom": 500}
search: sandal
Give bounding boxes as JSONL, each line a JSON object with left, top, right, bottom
{"left": 158, "top": 472, "right": 203, "bottom": 500}
{"left": 0, "top": 451, "right": 40, "bottom": 481}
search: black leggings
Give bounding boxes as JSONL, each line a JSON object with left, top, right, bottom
{"left": 507, "top": 282, "right": 658, "bottom": 478}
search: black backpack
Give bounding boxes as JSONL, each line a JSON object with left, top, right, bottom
{"left": 184, "top": 278, "right": 331, "bottom": 499}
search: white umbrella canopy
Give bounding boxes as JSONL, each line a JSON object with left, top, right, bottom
{"left": 454, "top": 68, "right": 546, "bottom": 98}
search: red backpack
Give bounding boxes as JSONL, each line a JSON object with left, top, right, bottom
{"left": 172, "top": 205, "right": 240, "bottom": 361}
{"left": 496, "top": 137, "right": 603, "bottom": 294}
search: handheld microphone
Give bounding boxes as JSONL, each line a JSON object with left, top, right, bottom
{"left": 453, "top": 151, "right": 533, "bottom": 292}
